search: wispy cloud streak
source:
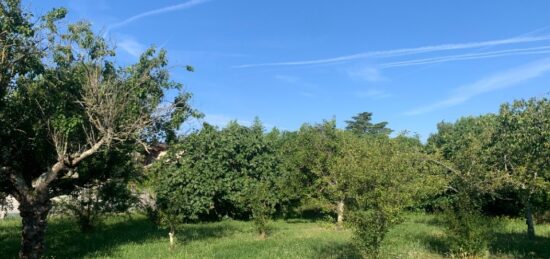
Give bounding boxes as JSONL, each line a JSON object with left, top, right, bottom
{"left": 107, "top": 0, "right": 211, "bottom": 32}
{"left": 404, "top": 58, "right": 550, "bottom": 115}
{"left": 234, "top": 35, "right": 550, "bottom": 68}
{"left": 380, "top": 45, "right": 550, "bottom": 68}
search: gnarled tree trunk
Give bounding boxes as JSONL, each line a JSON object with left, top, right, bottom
{"left": 18, "top": 198, "right": 51, "bottom": 259}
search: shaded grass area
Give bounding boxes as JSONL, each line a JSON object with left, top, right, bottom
{"left": 0, "top": 213, "right": 549, "bottom": 258}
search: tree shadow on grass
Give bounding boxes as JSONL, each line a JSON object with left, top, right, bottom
{"left": 489, "top": 233, "right": 550, "bottom": 258}
{"left": 0, "top": 219, "right": 21, "bottom": 259}
{"left": 178, "top": 222, "right": 238, "bottom": 243}
{"left": 284, "top": 218, "right": 315, "bottom": 224}
{"left": 419, "top": 229, "right": 550, "bottom": 258}
{"left": 313, "top": 242, "right": 362, "bottom": 259}
{"left": 0, "top": 216, "right": 238, "bottom": 259}
{"left": 412, "top": 216, "right": 446, "bottom": 228}
{"left": 419, "top": 233, "right": 451, "bottom": 256}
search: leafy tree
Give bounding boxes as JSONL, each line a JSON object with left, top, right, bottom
{"left": 345, "top": 112, "right": 392, "bottom": 136}
{"left": 151, "top": 141, "right": 217, "bottom": 249}
{"left": 240, "top": 120, "right": 286, "bottom": 238}
{"left": 347, "top": 134, "right": 443, "bottom": 257}
{"left": 245, "top": 181, "right": 278, "bottom": 239}
{"left": 492, "top": 97, "right": 550, "bottom": 239}
{"left": 427, "top": 99, "right": 550, "bottom": 244}
{"left": 150, "top": 119, "right": 285, "bottom": 243}
{"left": 286, "top": 120, "right": 434, "bottom": 234}
{"left": 426, "top": 115, "right": 503, "bottom": 255}
{"left": 0, "top": 2, "right": 198, "bottom": 257}
{"left": 287, "top": 120, "right": 349, "bottom": 226}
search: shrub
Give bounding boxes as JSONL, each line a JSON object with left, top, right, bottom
{"left": 247, "top": 182, "right": 277, "bottom": 239}
{"left": 443, "top": 206, "right": 495, "bottom": 256}
{"left": 348, "top": 209, "right": 401, "bottom": 258}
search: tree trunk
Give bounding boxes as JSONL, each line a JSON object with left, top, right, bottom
{"left": 336, "top": 199, "right": 345, "bottom": 228}
{"left": 525, "top": 202, "right": 535, "bottom": 239}
{"left": 168, "top": 227, "right": 175, "bottom": 251}
{"left": 19, "top": 199, "right": 51, "bottom": 259}
{"left": 259, "top": 229, "right": 267, "bottom": 240}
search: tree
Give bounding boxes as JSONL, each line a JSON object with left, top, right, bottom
{"left": 492, "top": 97, "right": 550, "bottom": 239}
{"left": 347, "top": 134, "right": 443, "bottom": 257}
{"left": 345, "top": 112, "right": 392, "bottom": 136}
{"left": 245, "top": 180, "right": 278, "bottom": 239}
{"left": 150, "top": 119, "right": 285, "bottom": 243}
{"left": 286, "top": 120, "right": 406, "bottom": 229}
{"left": 426, "top": 115, "right": 504, "bottom": 255}
{"left": 287, "top": 120, "right": 348, "bottom": 227}
{"left": 0, "top": 2, "right": 198, "bottom": 257}
{"left": 151, "top": 140, "right": 217, "bottom": 249}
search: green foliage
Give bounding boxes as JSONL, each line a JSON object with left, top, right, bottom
{"left": 149, "top": 119, "right": 286, "bottom": 240}
{"left": 349, "top": 209, "right": 399, "bottom": 258}
{"left": 345, "top": 112, "right": 392, "bottom": 136}
{"left": 151, "top": 144, "right": 216, "bottom": 228}
{"left": 283, "top": 120, "right": 346, "bottom": 218}
{"left": 345, "top": 133, "right": 445, "bottom": 257}
{"left": 245, "top": 182, "right": 277, "bottom": 238}
{"left": 492, "top": 98, "right": 550, "bottom": 226}
{"left": 443, "top": 196, "right": 495, "bottom": 256}
{"left": 1, "top": 2, "right": 198, "bottom": 195}
{"left": 0, "top": 2, "right": 200, "bottom": 256}
{"left": 427, "top": 98, "right": 550, "bottom": 240}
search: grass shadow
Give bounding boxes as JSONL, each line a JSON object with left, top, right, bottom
{"left": 313, "top": 241, "right": 362, "bottom": 259}
{"left": 413, "top": 215, "right": 446, "bottom": 228}
{"left": 284, "top": 218, "right": 315, "bottom": 224}
{"left": 420, "top": 233, "right": 452, "bottom": 256}
{"left": 489, "top": 232, "right": 550, "bottom": 258}
{"left": 46, "top": 216, "right": 164, "bottom": 258}
{"left": 178, "top": 222, "right": 238, "bottom": 243}
{"left": 418, "top": 224, "right": 550, "bottom": 258}
{"left": 0, "top": 219, "right": 21, "bottom": 258}
{"left": 0, "top": 215, "right": 238, "bottom": 258}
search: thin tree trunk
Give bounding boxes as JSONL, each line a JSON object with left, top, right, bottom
{"left": 336, "top": 199, "right": 344, "bottom": 228}
{"left": 19, "top": 199, "right": 51, "bottom": 259}
{"left": 525, "top": 201, "right": 535, "bottom": 239}
{"left": 168, "top": 226, "right": 175, "bottom": 251}
{"left": 259, "top": 229, "right": 267, "bottom": 240}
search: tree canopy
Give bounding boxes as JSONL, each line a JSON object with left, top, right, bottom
{"left": 0, "top": 1, "right": 199, "bottom": 257}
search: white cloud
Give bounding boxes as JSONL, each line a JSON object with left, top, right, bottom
{"left": 234, "top": 35, "right": 550, "bottom": 68}
{"left": 117, "top": 37, "right": 146, "bottom": 58}
{"left": 405, "top": 58, "right": 550, "bottom": 115}
{"left": 106, "top": 0, "right": 212, "bottom": 33}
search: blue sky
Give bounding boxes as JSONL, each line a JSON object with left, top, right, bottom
{"left": 28, "top": 0, "right": 550, "bottom": 139}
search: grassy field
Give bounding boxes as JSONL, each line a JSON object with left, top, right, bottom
{"left": 1, "top": 213, "right": 549, "bottom": 258}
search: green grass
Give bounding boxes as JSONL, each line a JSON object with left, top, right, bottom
{"left": 1, "top": 213, "right": 549, "bottom": 258}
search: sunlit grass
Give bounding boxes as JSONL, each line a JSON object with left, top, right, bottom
{"left": 1, "top": 213, "right": 549, "bottom": 258}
